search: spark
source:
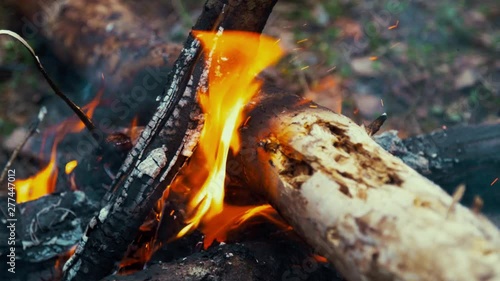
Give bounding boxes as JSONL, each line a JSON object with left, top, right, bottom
{"left": 491, "top": 177, "right": 499, "bottom": 186}
{"left": 300, "top": 65, "right": 310, "bottom": 71}
{"left": 388, "top": 20, "right": 399, "bottom": 30}
{"left": 296, "top": 38, "right": 308, "bottom": 44}
{"left": 243, "top": 116, "right": 251, "bottom": 127}
{"left": 309, "top": 104, "right": 318, "bottom": 108}
{"left": 390, "top": 42, "right": 401, "bottom": 49}
{"left": 369, "top": 56, "right": 378, "bottom": 61}
{"left": 326, "top": 66, "right": 337, "bottom": 73}
{"left": 313, "top": 255, "right": 328, "bottom": 263}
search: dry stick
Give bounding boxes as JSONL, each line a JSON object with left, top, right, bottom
{"left": 0, "top": 30, "right": 101, "bottom": 141}
{"left": 0, "top": 107, "right": 46, "bottom": 185}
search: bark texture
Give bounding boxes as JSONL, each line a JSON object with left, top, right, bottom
{"left": 58, "top": 1, "right": 278, "bottom": 280}
{"left": 234, "top": 90, "right": 500, "bottom": 281}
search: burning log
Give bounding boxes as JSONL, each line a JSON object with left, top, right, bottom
{"left": 57, "top": 1, "right": 279, "bottom": 280}
{"left": 232, "top": 90, "right": 500, "bottom": 281}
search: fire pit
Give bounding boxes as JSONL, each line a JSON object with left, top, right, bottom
{"left": 1, "top": 1, "right": 499, "bottom": 281}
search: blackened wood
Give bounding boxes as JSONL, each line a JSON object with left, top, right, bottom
{"left": 0, "top": 191, "right": 95, "bottom": 262}
{"left": 60, "top": 7, "right": 217, "bottom": 281}
{"left": 402, "top": 122, "right": 500, "bottom": 186}
{"left": 0, "top": 233, "right": 342, "bottom": 281}
{"left": 61, "top": 1, "right": 278, "bottom": 280}
{"left": 103, "top": 240, "right": 342, "bottom": 281}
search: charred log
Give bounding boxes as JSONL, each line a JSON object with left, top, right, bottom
{"left": 103, "top": 239, "right": 342, "bottom": 281}
{"left": 0, "top": 191, "right": 94, "bottom": 263}
{"left": 59, "top": 1, "right": 278, "bottom": 280}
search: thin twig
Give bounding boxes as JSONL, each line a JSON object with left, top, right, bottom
{"left": 0, "top": 106, "right": 46, "bottom": 184}
{"left": 0, "top": 30, "right": 102, "bottom": 141}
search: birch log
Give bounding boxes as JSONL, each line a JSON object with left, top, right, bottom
{"left": 234, "top": 90, "right": 500, "bottom": 281}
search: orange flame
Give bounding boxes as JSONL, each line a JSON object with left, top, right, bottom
{"left": 65, "top": 160, "right": 78, "bottom": 174}
{"left": 66, "top": 88, "right": 103, "bottom": 133}
{"left": 201, "top": 204, "right": 290, "bottom": 249}
{"left": 16, "top": 90, "right": 103, "bottom": 203}
{"left": 16, "top": 141, "right": 58, "bottom": 203}
{"left": 313, "top": 254, "right": 328, "bottom": 263}
{"left": 175, "top": 30, "right": 284, "bottom": 239}
{"left": 129, "top": 116, "right": 140, "bottom": 142}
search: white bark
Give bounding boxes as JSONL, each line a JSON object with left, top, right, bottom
{"left": 237, "top": 94, "right": 500, "bottom": 281}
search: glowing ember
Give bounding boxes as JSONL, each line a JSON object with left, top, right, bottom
{"left": 313, "top": 254, "right": 328, "bottom": 263}
{"left": 176, "top": 30, "right": 284, "bottom": 238}
{"left": 491, "top": 177, "right": 498, "bottom": 186}
{"left": 54, "top": 245, "right": 77, "bottom": 276}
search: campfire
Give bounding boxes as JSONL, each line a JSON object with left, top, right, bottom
{"left": 1, "top": 1, "right": 499, "bottom": 281}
